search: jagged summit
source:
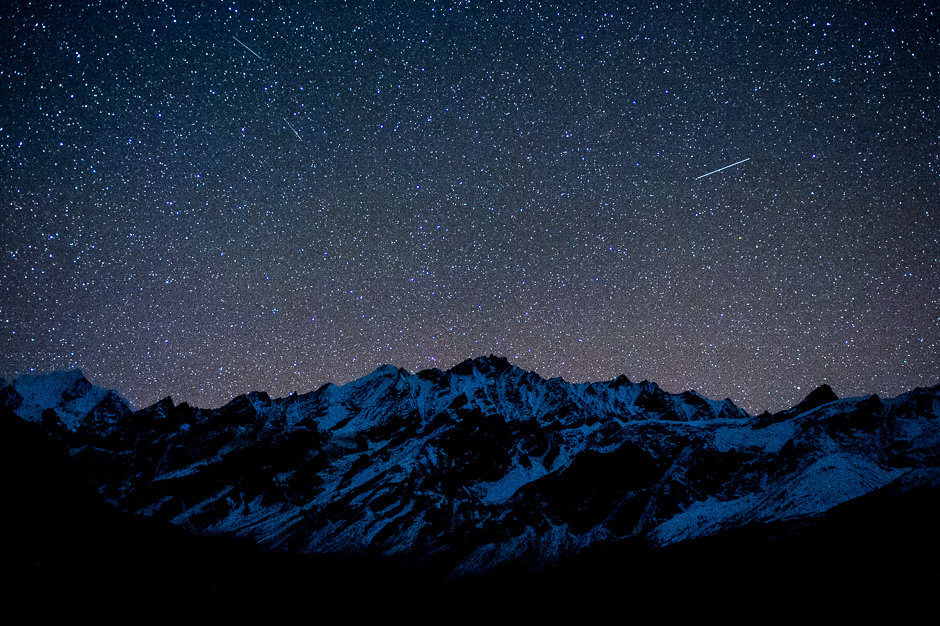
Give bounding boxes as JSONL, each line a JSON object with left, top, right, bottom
{"left": 448, "top": 354, "right": 515, "bottom": 376}
{"left": 795, "top": 383, "right": 839, "bottom": 412}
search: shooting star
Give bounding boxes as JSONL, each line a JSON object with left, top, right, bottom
{"left": 695, "top": 158, "right": 751, "bottom": 180}
{"left": 284, "top": 118, "right": 302, "bottom": 140}
{"left": 233, "top": 37, "right": 263, "bottom": 60}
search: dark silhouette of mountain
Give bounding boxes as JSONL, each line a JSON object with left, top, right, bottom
{"left": 5, "top": 357, "right": 940, "bottom": 621}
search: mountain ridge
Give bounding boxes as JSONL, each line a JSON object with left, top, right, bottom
{"left": 5, "top": 356, "right": 940, "bottom": 606}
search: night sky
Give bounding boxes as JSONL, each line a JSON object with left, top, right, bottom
{"left": 1, "top": 1, "right": 937, "bottom": 414}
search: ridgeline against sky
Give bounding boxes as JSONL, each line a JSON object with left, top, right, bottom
{"left": 1, "top": 1, "right": 937, "bottom": 413}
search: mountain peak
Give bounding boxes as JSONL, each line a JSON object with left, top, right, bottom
{"left": 450, "top": 355, "right": 513, "bottom": 376}
{"left": 10, "top": 369, "right": 127, "bottom": 430}
{"left": 794, "top": 384, "right": 839, "bottom": 413}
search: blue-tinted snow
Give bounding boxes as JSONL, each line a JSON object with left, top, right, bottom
{"left": 649, "top": 452, "right": 906, "bottom": 547}
{"left": 13, "top": 369, "right": 111, "bottom": 430}
{"left": 713, "top": 419, "right": 798, "bottom": 454}
{"left": 474, "top": 454, "right": 549, "bottom": 505}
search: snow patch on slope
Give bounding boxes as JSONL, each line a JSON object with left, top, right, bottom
{"left": 13, "top": 370, "right": 109, "bottom": 430}
{"left": 713, "top": 420, "right": 798, "bottom": 454}
{"left": 474, "top": 454, "right": 548, "bottom": 505}
{"left": 649, "top": 451, "right": 907, "bottom": 547}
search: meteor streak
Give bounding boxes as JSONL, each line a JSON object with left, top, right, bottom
{"left": 284, "top": 118, "right": 302, "bottom": 140}
{"left": 695, "top": 158, "right": 751, "bottom": 180}
{"left": 233, "top": 37, "right": 263, "bottom": 60}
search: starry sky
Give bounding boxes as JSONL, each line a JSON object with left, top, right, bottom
{"left": 1, "top": 0, "right": 937, "bottom": 414}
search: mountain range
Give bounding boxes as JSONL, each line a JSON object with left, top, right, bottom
{"left": 5, "top": 356, "right": 940, "bottom": 621}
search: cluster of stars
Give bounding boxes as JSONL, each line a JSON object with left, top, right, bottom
{"left": 1, "top": 1, "right": 937, "bottom": 414}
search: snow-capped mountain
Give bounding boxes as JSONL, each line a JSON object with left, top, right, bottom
{"left": 3, "top": 369, "right": 130, "bottom": 430}
{"left": 6, "top": 356, "right": 940, "bottom": 593}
